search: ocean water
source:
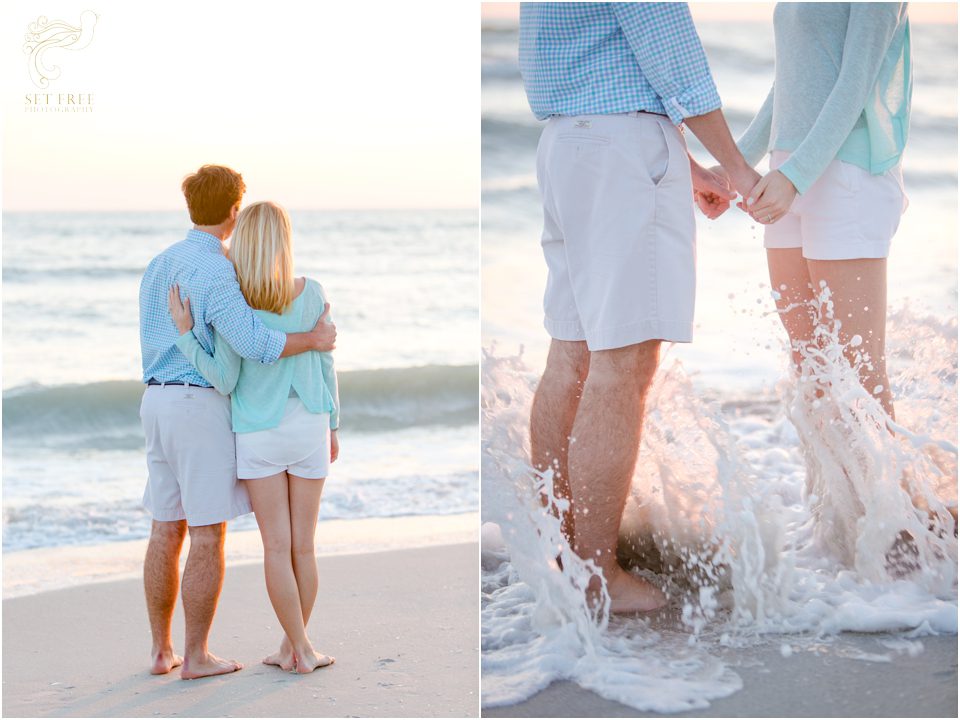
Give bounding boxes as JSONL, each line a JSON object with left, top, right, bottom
{"left": 481, "top": 20, "right": 958, "bottom": 712}
{"left": 2, "top": 208, "right": 479, "bottom": 551}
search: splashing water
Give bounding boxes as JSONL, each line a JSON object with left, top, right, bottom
{"left": 781, "top": 286, "right": 956, "bottom": 592}
{"left": 481, "top": 303, "right": 957, "bottom": 711}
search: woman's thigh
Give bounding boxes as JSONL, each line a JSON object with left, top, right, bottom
{"left": 243, "top": 473, "right": 292, "bottom": 552}
{"left": 766, "top": 248, "right": 817, "bottom": 360}
{"left": 288, "top": 475, "right": 326, "bottom": 553}
{"left": 805, "top": 258, "right": 888, "bottom": 354}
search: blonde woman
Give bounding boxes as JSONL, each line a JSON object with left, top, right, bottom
{"left": 168, "top": 201, "right": 339, "bottom": 674}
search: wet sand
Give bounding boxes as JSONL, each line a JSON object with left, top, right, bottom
{"left": 482, "top": 632, "right": 958, "bottom": 718}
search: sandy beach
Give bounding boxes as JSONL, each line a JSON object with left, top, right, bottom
{"left": 3, "top": 539, "right": 479, "bottom": 717}
{"left": 482, "top": 632, "right": 958, "bottom": 718}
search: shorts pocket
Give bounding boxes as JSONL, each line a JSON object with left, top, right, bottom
{"left": 631, "top": 120, "right": 673, "bottom": 188}
{"left": 171, "top": 397, "right": 208, "bottom": 418}
{"left": 555, "top": 133, "right": 611, "bottom": 157}
{"left": 835, "top": 161, "right": 863, "bottom": 194}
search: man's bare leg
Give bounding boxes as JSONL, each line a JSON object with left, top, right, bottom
{"left": 567, "top": 340, "right": 667, "bottom": 613}
{"left": 180, "top": 522, "right": 243, "bottom": 679}
{"left": 144, "top": 519, "right": 186, "bottom": 674}
{"left": 530, "top": 339, "right": 590, "bottom": 542}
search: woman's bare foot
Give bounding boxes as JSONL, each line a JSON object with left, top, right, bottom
{"left": 150, "top": 648, "right": 183, "bottom": 675}
{"left": 263, "top": 637, "right": 296, "bottom": 672}
{"left": 180, "top": 652, "right": 243, "bottom": 680}
{"left": 605, "top": 567, "right": 667, "bottom": 614}
{"left": 294, "top": 649, "right": 335, "bottom": 674}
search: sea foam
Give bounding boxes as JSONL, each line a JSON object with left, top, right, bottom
{"left": 481, "top": 304, "right": 958, "bottom": 711}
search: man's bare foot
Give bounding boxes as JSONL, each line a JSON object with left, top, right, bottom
{"left": 180, "top": 652, "right": 243, "bottom": 680}
{"left": 294, "top": 649, "right": 335, "bottom": 674}
{"left": 150, "top": 648, "right": 183, "bottom": 675}
{"left": 885, "top": 530, "right": 921, "bottom": 578}
{"left": 605, "top": 567, "right": 667, "bottom": 614}
{"left": 263, "top": 644, "right": 296, "bottom": 672}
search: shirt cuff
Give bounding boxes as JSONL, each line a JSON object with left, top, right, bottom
{"left": 736, "top": 138, "right": 768, "bottom": 170}
{"left": 775, "top": 158, "right": 813, "bottom": 196}
{"left": 261, "top": 328, "right": 285, "bottom": 365}
{"left": 175, "top": 330, "right": 194, "bottom": 347}
{"left": 663, "top": 76, "right": 722, "bottom": 126}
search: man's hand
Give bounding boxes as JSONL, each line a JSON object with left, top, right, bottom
{"left": 682, "top": 110, "right": 761, "bottom": 204}
{"left": 310, "top": 302, "right": 337, "bottom": 351}
{"left": 168, "top": 284, "right": 194, "bottom": 335}
{"left": 744, "top": 170, "right": 797, "bottom": 225}
{"left": 330, "top": 429, "right": 339, "bottom": 463}
{"left": 691, "top": 159, "right": 736, "bottom": 219}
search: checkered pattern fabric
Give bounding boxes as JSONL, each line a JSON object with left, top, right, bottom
{"left": 519, "top": 2, "right": 721, "bottom": 124}
{"left": 140, "top": 229, "right": 285, "bottom": 385}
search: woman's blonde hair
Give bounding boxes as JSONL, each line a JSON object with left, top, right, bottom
{"left": 230, "top": 201, "right": 295, "bottom": 314}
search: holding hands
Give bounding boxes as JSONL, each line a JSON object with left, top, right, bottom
{"left": 742, "top": 170, "right": 797, "bottom": 225}
{"left": 694, "top": 160, "right": 797, "bottom": 225}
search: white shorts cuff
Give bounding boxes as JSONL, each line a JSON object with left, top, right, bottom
{"left": 144, "top": 505, "right": 187, "bottom": 523}
{"left": 584, "top": 319, "right": 693, "bottom": 351}
{"left": 185, "top": 501, "right": 253, "bottom": 527}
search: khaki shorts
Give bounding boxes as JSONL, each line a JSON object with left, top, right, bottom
{"left": 536, "top": 111, "right": 697, "bottom": 351}
{"left": 140, "top": 384, "right": 251, "bottom": 526}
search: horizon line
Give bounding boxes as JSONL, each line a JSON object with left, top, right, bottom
{"left": 2, "top": 206, "right": 479, "bottom": 215}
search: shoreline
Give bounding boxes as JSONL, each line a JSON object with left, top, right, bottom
{"left": 3, "top": 512, "right": 478, "bottom": 599}
{"left": 3, "top": 541, "right": 479, "bottom": 718}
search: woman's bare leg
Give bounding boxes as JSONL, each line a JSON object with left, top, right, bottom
{"left": 766, "top": 248, "right": 817, "bottom": 368}
{"left": 286, "top": 474, "right": 333, "bottom": 673}
{"left": 244, "top": 473, "right": 314, "bottom": 671}
{"left": 806, "top": 258, "right": 893, "bottom": 419}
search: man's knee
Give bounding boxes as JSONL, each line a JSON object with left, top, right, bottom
{"left": 544, "top": 339, "right": 590, "bottom": 385}
{"left": 150, "top": 519, "right": 187, "bottom": 546}
{"left": 588, "top": 341, "right": 661, "bottom": 388}
{"left": 187, "top": 522, "right": 226, "bottom": 550}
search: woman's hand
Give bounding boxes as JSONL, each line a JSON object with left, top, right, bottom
{"left": 330, "top": 430, "right": 339, "bottom": 463}
{"left": 168, "top": 284, "right": 195, "bottom": 335}
{"left": 745, "top": 170, "right": 797, "bottom": 224}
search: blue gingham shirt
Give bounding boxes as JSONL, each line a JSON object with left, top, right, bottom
{"left": 519, "top": 2, "right": 721, "bottom": 124}
{"left": 140, "top": 229, "right": 285, "bottom": 385}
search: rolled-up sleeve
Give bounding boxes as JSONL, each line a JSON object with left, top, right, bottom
{"left": 612, "top": 2, "right": 722, "bottom": 125}
{"left": 205, "top": 273, "right": 285, "bottom": 364}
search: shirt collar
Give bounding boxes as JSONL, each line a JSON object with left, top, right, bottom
{"left": 186, "top": 228, "right": 226, "bottom": 253}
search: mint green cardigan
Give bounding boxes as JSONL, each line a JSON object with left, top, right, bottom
{"left": 176, "top": 278, "right": 339, "bottom": 433}
{"left": 737, "top": 3, "right": 911, "bottom": 195}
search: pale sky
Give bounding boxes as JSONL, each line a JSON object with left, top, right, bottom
{"left": 481, "top": 2, "right": 958, "bottom": 24}
{"left": 3, "top": 0, "right": 479, "bottom": 211}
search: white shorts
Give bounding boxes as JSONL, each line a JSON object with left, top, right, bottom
{"left": 140, "top": 385, "right": 251, "bottom": 526}
{"left": 764, "top": 150, "right": 907, "bottom": 260}
{"left": 236, "top": 397, "right": 330, "bottom": 480}
{"left": 536, "top": 112, "right": 696, "bottom": 351}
